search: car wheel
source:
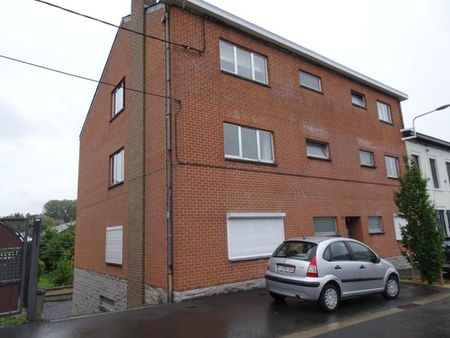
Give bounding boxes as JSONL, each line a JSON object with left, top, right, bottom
{"left": 269, "top": 291, "right": 286, "bottom": 302}
{"left": 383, "top": 275, "right": 400, "bottom": 299}
{"left": 319, "top": 283, "right": 339, "bottom": 312}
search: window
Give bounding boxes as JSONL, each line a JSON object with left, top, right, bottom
{"left": 437, "top": 210, "right": 447, "bottom": 236}
{"left": 411, "top": 155, "right": 420, "bottom": 171}
{"left": 224, "top": 123, "right": 274, "bottom": 163}
{"left": 323, "top": 241, "right": 352, "bottom": 261}
{"left": 385, "top": 156, "right": 399, "bottom": 178}
{"left": 105, "top": 226, "right": 123, "bottom": 265}
{"left": 219, "top": 41, "right": 268, "bottom": 84}
{"left": 447, "top": 162, "right": 450, "bottom": 187}
{"left": 314, "top": 217, "right": 337, "bottom": 236}
{"left": 306, "top": 140, "right": 329, "bottom": 160}
{"left": 226, "top": 212, "right": 285, "bottom": 261}
{"left": 273, "top": 241, "right": 317, "bottom": 261}
{"left": 111, "top": 80, "right": 125, "bottom": 118}
{"left": 377, "top": 101, "right": 392, "bottom": 123}
{"left": 351, "top": 91, "right": 366, "bottom": 107}
{"left": 368, "top": 216, "right": 383, "bottom": 234}
{"left": 347, "top": 241, "right": 376, "bottom": 262}
{"left": 110, "top": 149, "right": 124, "bottom": 185}
{"left": 429, "top": 158, "right": 440, "bottom": 188}
{"left": 393, "top": 215, "right": 407, "bottom": 241}
{"left": 360, "top": 150, "right": 374, "bottom": 167}
{"left": 299, "top": 71, "right": 322, "bottom": 92}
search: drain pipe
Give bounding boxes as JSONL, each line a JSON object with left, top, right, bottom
{"left": 164, "top": 3, "right": 174, "bottom": 304}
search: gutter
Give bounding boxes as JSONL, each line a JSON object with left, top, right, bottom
{"left": 164, "top": 3, "right": 174, "bottom": 304}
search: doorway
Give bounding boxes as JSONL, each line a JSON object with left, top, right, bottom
{"left": 345, "top": 217, "right": 363, "bottom": 241}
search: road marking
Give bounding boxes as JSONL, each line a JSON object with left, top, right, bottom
{"left": 281, "top": 292, "right": 450, "bottom": 338}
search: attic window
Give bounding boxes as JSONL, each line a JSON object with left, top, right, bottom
{"left": 112, "top": 79, "right": 125, "bottom": 118}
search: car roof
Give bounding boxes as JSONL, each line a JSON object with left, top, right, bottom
{"left": 285, "top": 236, "right": 340, "bottom": 244}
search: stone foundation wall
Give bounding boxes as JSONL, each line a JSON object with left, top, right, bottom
{"left": 72, "top": 268, "right": 128, "bottom": 315}
{"left": 385, "top": 255, "right": 411, "bottom": 271}
{"left": 174, "top": 278, "right": 265, "bottom": 302}
{"left": 145, "top": 284, "right": 167, "bottom": 305}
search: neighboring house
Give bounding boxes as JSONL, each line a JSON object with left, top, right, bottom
{"left": 74, "top": 0, "right": 409, "bottom": 314}
{"left": 55, "top": 221, "right": 76, "bottom": 234}
{"left": 398, "top": 131, "right": 450, "bottom": 238}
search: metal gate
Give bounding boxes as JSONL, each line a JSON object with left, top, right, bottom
{"left": 0, "top": 219, "right": 27, "bottom": 316}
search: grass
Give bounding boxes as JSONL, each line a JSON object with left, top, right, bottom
{"left": 0, "top": 315, "right": 27, "bottom": 327}
{"left": 38, "top": 274, "right": 56, "bottom": 289}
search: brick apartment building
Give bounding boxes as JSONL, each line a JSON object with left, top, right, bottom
{"left": 74, "top": 0, "right": 409, "bottom": 314}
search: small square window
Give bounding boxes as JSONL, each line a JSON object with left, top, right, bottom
{"left": 377, "top": 101, "right": 392, "bottom": 123}
{"left": 110, "top": 149, "right": 124, "bottom": 186}
{"left": 314, "top": 217, "right": 337, "bottom": 236}
{"left": 306, "top": 140, "right": 329, "bottom": 160}
{"left": 300, "top": 71, "right": 322, "bottom": 92}
{"left": 360, "top": 150, "right": 374, "bottom": 167}
{"left": 112, "top": 80, "right": 125, "bottom": 118}
{"left": 385, "top": 156, "right": 400, "bottom": 178}
{"left": 351, "top": 91, "right": 366, "bottom": 108}
{"left": 368, "top": 216, "right": 383, "bottom": 234}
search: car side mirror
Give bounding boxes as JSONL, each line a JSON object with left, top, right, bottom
{"left": 372, "top": 257, "right": 380, "bottom": 264}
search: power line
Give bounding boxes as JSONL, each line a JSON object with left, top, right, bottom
{"left": 34, "top": 0, "right": 204, "bottom": 54}
{"left": 0, "top": 53, "right": 179, "bottom": 102}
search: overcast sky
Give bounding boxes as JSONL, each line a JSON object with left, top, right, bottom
{"left": 0, "top": 0, "right": 449, "bottom": 216}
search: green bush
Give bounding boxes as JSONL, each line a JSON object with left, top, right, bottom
{"left": 50, "top": 258, "right": 73, "bottom": 286}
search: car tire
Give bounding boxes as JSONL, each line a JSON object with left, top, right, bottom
{"left": 269, "top": 291, "right": 286, "bottom": 302}
{"left": 383, "top": 275, "right": 400, "bottom": 299}
{"left": 319, "top": 283, "right": 339, "bottom": 312}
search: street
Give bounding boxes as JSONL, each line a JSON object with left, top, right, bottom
{"left": 1, "top": 281, "right": 449, "bottom": 338}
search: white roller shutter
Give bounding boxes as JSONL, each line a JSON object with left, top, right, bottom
{"left": 227, "top": 212, "right": 285, "bottom": 261}
{"left": 393, "top": 215, "right": 407, "bottom": 241}
{"left": 105, "top": 226, "right": 123, "bottom": 265}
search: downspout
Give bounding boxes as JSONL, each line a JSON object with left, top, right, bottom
{"left": 164, "top": 4, "right": 174, "bottom": 304}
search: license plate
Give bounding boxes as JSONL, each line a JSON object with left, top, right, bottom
{"left": 276, "top": 264, "right": 295, "bottom": 273}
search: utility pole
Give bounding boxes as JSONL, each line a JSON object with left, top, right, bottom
{"left": 26, "top": 217, "right": 41, "bottom": 322}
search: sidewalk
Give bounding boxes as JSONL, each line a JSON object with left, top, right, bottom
{"left": 1, "top": 282, "right": 449, "bottom": 338}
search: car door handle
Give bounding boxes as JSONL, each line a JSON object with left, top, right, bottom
{"left": 334, "top": 265, "right": 342, "bottom": 270}
{"left": 360, "top": 265, "right": 366, "bottom": 269}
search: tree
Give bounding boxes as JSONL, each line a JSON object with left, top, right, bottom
{"left": 394, "top": 157, "right": 444, "bottom": 284}
{"left": 43, "top": 199, "right": 77, "bottom": 223}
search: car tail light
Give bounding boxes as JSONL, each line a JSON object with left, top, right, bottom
{"left": 307, "top": 256, "right": 318, "bottom": 277}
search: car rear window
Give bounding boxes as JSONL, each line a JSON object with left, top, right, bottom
{"left": 273, "top": 241, "right": 317, "bottom": 261}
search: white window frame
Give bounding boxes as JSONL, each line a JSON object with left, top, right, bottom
{"left": 306, "top": 140, "right": 330, "bottom": 160}
{"left": 351, "top": 91, "right": 366, "bottom": 108}
{"left": 219, "top": 40, "right": 268, "bottom": 84}
{"left": 299, "top": 71, "right": 322, "bottom": 92}
{"left": 429, "top": 157, "right": 440, "bottom": 189}
{"left": 105, "top": 226, "right": 123, "bottom": 265}
{"left": 111, "top": 80, "right": 125, "bottom": 118}
{"left": 224, "top": 123, "right": 274, "bottom": 163}
{"left": 377, "top": 101, "right": 392, "bottom": 123}
{"left": 313, "top": 217, "right": 337, "bottom": 236}
{"left": 368, "top": 216, "right": 383, "bottom": 234}
{"left": 226, "top": 212, "right": 285, "bottom": 261}
{"left": 393, "top": 214, "right": 407, "bottom": 241}
{"left": 359, "top": 150, "right": 375, "bottom": 167}
{"left": 385, "top": 156, "right": 400, "bottom": 178}
{"left": 111, "top": 148, "right": 125, "bottom": 185}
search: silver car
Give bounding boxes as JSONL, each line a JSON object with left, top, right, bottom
{"left": 265, "top": 237, "right": 400, "bottom": 312}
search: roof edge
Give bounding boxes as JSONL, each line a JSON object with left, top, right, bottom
{"left": 163, "top": 0, "right": 408, "bottom": 101}
{"left": 403, "top": 130, "right": 450, "bottom": 150}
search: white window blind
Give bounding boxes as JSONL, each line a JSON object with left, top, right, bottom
{"left": 377, "top": 101, "right": 392, "bottom": 123}
{"left": 385, "top": 156, "right": 399, "bottom": 178}
{"left": 105, "top": 226, "right": 123, "bottom": 265}
{"left": 227, "top": 213, "right": 285, "bottom": 261}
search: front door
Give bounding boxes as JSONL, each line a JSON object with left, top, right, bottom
{"left": 345, "top": 217, "right": 363, "bottom": 242}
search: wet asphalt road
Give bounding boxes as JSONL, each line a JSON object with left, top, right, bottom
{"left": 1, "top": 282, "right": 449, "bottom": 338}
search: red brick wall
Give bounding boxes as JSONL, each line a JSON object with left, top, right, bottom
{"left": 76, "top": 4, "right": 407, "bottom": 295}
{"left": 75, "top": 22, "right": 131, "bottom": 279}
{"left": 168, "top": 6, "right": 406, "bottom": 291}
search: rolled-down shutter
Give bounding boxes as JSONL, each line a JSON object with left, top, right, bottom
{"left": 105, "top": 226, "right": 123, "bottom": 265}
{"left": 227, "top": 213, "right": 285, "bottom": 261}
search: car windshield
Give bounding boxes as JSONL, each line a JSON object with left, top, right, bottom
{"left": 273, "top": 241, "right": 317, "bottom": 261}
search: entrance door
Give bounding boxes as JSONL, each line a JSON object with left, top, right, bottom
{"left": 345, "top": 217, "right": 363, "bottom": 241}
